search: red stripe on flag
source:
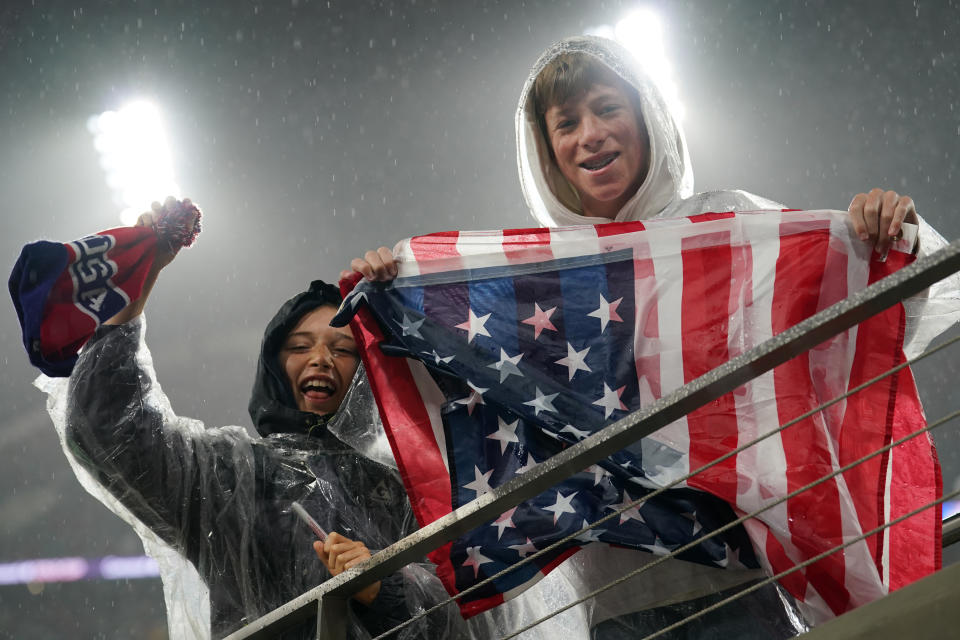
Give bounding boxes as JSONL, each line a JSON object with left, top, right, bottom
{"left": 682, "top": 230, "right": 740, "bottom": 505}
{"left": 409, "top": 230, "right": 462, "bottom": 274}
{"left": 595, "top": 220, "right": 646, "bottom": 236}
{"left": 762, "top": 526, "right": 809, "bottom": 597}
{"left": 340, "top": 282, "right": 452, "bottom": 528}
{"left": 688, "top": 211, "right": 737, "bottom": 223}
{"left": 771, "top": 227, "right": 849, "bottom": 615}
{"left": 501, "top": 228, "right": 552, "bottom": 264}
{"left": 851, "top": 252, "right": 939, "bottom": 589}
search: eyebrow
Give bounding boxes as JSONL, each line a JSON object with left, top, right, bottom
{"left": 283, "top": 332, "right": 355, "bottom": 344}
{"left": 587, "top": 91, "right": 621, "bottom": 106}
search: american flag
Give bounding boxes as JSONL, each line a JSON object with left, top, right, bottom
{"left": 335, "top": 210, "right": 939, "bottom": 623}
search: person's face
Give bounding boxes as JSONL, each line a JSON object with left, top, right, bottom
{"left": 544, "top": 82, "right": 649, "bottom": 220}
{"left": 278, "top": 306, "right": 359, "bottom": 416}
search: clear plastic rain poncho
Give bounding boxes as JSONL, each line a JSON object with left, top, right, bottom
{"left": 37, "top": 281, "right": 466, "bottom": 640}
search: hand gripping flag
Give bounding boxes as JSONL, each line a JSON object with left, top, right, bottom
{"left": 9, "top": 199, "right": 201, "bottom": 377}
{"left": 334, "top": 210, "right": 939, "bottom": 624}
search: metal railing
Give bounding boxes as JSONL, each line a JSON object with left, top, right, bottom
{"left": 226, "top": 237, "right": 960, "bottom": 640}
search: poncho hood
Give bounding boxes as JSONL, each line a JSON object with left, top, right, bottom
{"left": 248, "top": 279, "right": 348, "bottom": 437}
{"left": 516, "top": 35, "right": 694, "bottom": 227}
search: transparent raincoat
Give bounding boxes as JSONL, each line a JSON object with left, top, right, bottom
{"left": 37, "top": 281, "right": 466, "bottom": 640}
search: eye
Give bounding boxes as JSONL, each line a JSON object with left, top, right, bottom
{"left": 284, "top": 343, "right": 310, "bottom": 352}
{"left": 334, "top": 347, "right": 358, "bottom": 358}
{"left": 598, "top": 103, "right": 620, "bottom": 115}
{"left": 554, "top": 118, "right": 576, "bottom": 131}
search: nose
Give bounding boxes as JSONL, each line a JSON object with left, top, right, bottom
{"left": 579, "top": 113, "right": 606, "bottom": 150}
{"left": 308, "top": 344, "right": 334, "bottom": 368}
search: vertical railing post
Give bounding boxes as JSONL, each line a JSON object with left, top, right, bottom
{"left": 316, "top": 594, "right": 349, "bottom": 640}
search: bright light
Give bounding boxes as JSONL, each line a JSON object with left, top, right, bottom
{"left": 586, "top": 8, "right": 686, "bottom": 121}
{"left": 87, "top": 101, "right": 180, "bottom": 225}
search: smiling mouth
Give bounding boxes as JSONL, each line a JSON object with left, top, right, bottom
{"left": 580, "top": 152, "right": 618, "bottom": 171}
{"left": 301, "top": 380, "right": 335, "bottom": 400}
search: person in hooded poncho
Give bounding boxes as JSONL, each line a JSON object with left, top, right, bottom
{"left": 511, "top": 36, "right": 959, "bottom": 358}
{"left": 344, "top": 35, "right": 960, "bottom": 639}
{"left": 37, "top": 211, "right": 465, "bottom": 640}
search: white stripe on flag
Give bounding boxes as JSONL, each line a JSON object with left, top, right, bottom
{"left": 737, "top": 216, "right": 794, "bottom": 558}
{"left": 408, "top": 358, "right": 452, "bottom": 473}
{"left": 645, "top": 219, "right": 690, "bottom": 472}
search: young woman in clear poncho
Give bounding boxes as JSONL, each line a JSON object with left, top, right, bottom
{"left": 38, "top": 207, "right": 466, "bottom": 639}
{"left": 344, "top": 35, "right": 960, "bottom": 639}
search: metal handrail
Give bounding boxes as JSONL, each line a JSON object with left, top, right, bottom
{"left": 225, "top": 237, "right": 960, "bottom": 640}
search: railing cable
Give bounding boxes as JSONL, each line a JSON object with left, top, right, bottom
{"left": 369, "top": 333, "right": 960, "bottom": 640}
{"left": 501, "top": 408, "right": 960, "bottom": 639}
{"left": 635, "top": 486, "right": 960, "bottom": 640}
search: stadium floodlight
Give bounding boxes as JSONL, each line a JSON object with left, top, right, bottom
{"left": 87, "top": 101, "right": 180, "bottom": 225}
{"left": 586, "top": 7, "right": 686, "bottom": 121}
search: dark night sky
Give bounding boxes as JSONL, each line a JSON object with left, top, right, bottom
{"left": 1, "top": 1, "right": 959, "bottom": 637}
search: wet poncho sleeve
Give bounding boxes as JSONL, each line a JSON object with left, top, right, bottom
{"left": 65, "top": 319, "right": 247, "bottom": 564}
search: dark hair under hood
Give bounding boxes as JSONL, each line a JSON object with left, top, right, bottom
{"left": 248, "top": 279, "right": 346, "bottom": 437}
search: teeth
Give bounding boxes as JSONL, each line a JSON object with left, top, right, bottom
{"left": 302, "top": 381, "right": 333, "bottom": 393}
{"left": 583, "top": 155, "right": 616, "bottom": 170}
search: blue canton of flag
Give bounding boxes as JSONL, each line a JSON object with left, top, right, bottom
{"left": 337, "top": 245, "right": 757, "bottom": 614}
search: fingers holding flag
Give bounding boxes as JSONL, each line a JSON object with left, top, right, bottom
{"left": 343, "top": 246, "right": 398, "bottom": 282}
{"left": 848, "top": 188, "right": 918, "bottom": 259}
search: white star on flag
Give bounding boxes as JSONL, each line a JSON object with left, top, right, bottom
{"left": 455, "top": 308, "right": 492, "bottom": 343}
{"left": 587, "top": 294, "right": 623, "bottom": 333}
{"left": 462, "top": 465, "right": 494, "bottom": 498}
{"left": 716, "top": 544, "right": 750, "bottom": 569}
{"left": 486, "top": 417, "right": 520, "bottom": 454}
{"left": 462, "top": 545, "right": 494, "bottom": 578}
{"left": 521, "top": 303, "right": 558, "bottom": 339}
{"left": 491, "top": 507, "right": 517, "bottom": 540}
{"left": 508, "top": 538, "right": 538, "bottom": 558}
{"left": 524, "top": 387, "right": 559, "bottom": 416}
{"left": 640, "top": 536, "right": 678, "bottom": 556}
{"left": 516, "top": 452, "right": 538, "bottom": 474}
{"left": 586, "top": 464, "right": 611, "bottom": 486}
{"left": 593, "top": 382, "right": 627, "bottom": 418}
{"left": 560, "top": 424, "right": 590, "bottom": 441}
{"left": 606, "top": 489, "right": 645, "bottom": 526}
{"left": 455, "top": 381, "right": 488, "bottom": 415}
{"left": 555, "top": 342, "right": 591, "bottom": 381}
{"left": 398, "top": 313, "right": 425, "bottom": 338}
{"left": 488, "top": 348, "right": 524, "bottom": 382}
{"left": 575, "top": 519, "right": 606, "bottom": 543}
{"left": 682, "top": 510, "right": 703, "bottom": 536}
{"left": 543, "top": 490, "right": 578, "bottom": 525}
{"left": 424, "top": 349, "right": 455, "bottom": 365}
